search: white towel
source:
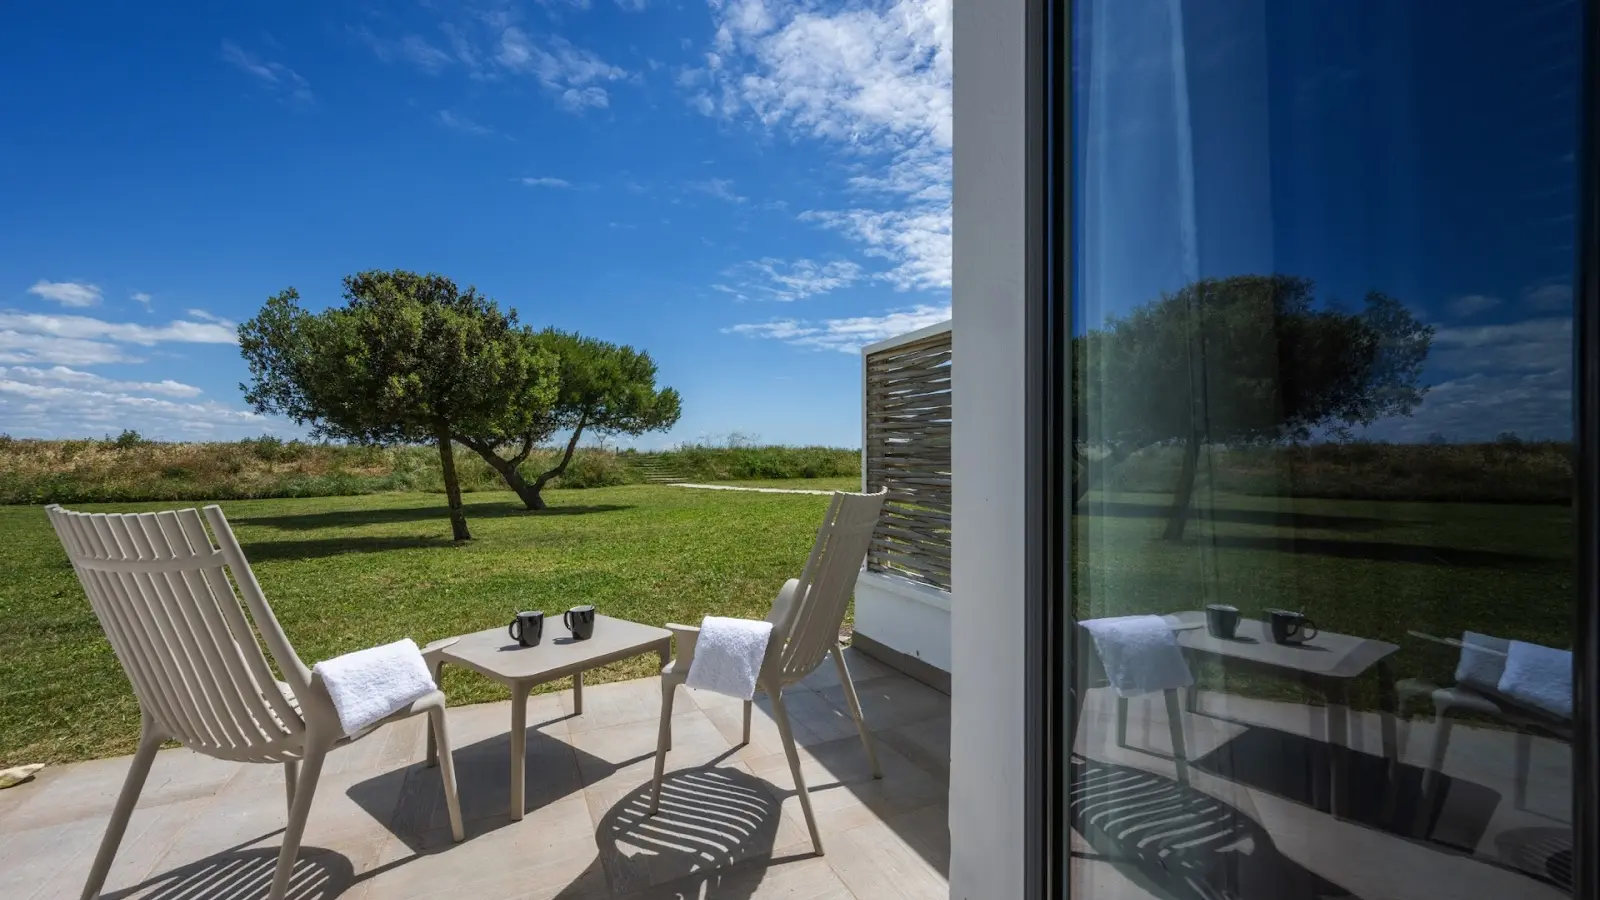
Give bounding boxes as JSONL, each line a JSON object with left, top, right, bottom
{"left": 312, "top": 638, "right": 437, "bottom": 737}
{"left": 686, "top": 616, "right": 774, "bottom": 701}
{"left": 1082, "top": 615, "right": 1194, "bottom": 698}
{"left": 1454, "top": 631, "right": 1510, "bottom": 696}
{"left": 1497, "top": 640, "right": 1573, "bottom": 721}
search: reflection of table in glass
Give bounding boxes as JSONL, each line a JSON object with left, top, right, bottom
{"left": 422, "top": 616, "right": 672, "bottom": 821}
{"left": 1167, "top": 610, "right": 1401, "bottom": 817}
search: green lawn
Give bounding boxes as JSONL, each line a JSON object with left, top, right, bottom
{"left": 705, "top": 477, "right": 862, "bottom": 491}
{"left": 0, "top": 485, "right": 838, "bottom": 766}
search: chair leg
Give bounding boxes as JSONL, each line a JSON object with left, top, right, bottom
{"left": 742, "top": 699, "right": 753, "bottom": 746}
{"left": 269, "top": 740, "right": 327, "bottom": 900}
{"left": 283, "top": 759, "right": 299, "bottom": 814}
{"left": 1420, "top": 714, "right": 1454, "bottom": 801}
{"left": 428, "top": 705, "right": 465, "bottom": 842}
{"left": 1163, "top": 689, "right": 1189, "bottom": 785}
{"left": 1513, "top": 730, "right": 1533, "bottom": 811}
{"left": 650, "top": 678, "right": 677, "bottom": 815}
{"left": 80, "top": 724, "right": 162, "bottom": 900}
{"left": 770, "top": 687, "right": 823, "bottom": 855}
{"left": 831, "top": 646, "right": 882, "bottom": 778}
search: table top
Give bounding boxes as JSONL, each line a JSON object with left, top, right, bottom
{"left": 1167, "top": 610, "right": 1400, "bottom": 679}
{"left": 425, "top": 615, "right": 672, "bottom": 685}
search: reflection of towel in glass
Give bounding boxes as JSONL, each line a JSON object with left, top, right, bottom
{"left": 1498, "top": 640, "right": 1573, "bottom": 721}
{"left": 1455, "top": 631, "right": 1510, "bottom": 696}
{"left": 1082, "top": 615, "right": 1194, "bottom": 698}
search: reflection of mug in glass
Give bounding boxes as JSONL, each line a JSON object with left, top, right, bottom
{"left": 1205, "top": 604, "right": 1241, "bottom": 639}
{"left": 1267, "top": 609, "right": 1317, "bottom": 645}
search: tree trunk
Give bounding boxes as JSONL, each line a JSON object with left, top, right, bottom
{"left": 1162, "top": 435, "right": 1201, "bottom": 541}
{"left": 529, "top": 415, "right": 587, "bottom": 512}
{"left": 435, "top": 426, "right": 472, "bottom": 541}
{"left": 464, "top": 445, "right": 541, "bottom": 510}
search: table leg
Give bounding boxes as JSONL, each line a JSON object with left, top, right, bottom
{"left": 573, "top": 671, "right": 584, "bottom": 716}
{"left": 1328, "top": 684, "right": 1351, "bottom": 818}
{"left": 426, "top": 660, "right": 444, "bottom": 768}
{"left": 510, "top": 681, "right": 529, "bottom": 822}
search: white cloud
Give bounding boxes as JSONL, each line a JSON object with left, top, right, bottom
{"left": 183, "top": 309, "right": 236, "bottom": 327}
{"left": 27, "top": 280, "right": 102, "bottom": 307}
{"left": 0, "top": 366, "right": 202, "bottom": 398}
{"left": 717, "top": 258, "right": 863, "bottom": 302}
{"left": 0, "top": 312, "right": 237, "bottom": 347}
{"left": 351, "top": 28, "right": 454, "bottom": 73}
{"left": 690, "top": 0, "right": 952, "bottom": 291}
{"left": 221, "top": 40, "right": 314, "bottom": 105}
{"left": 521, "top": 176, "right": 573, "bottom": 188}
{"left": 130, "top": 291, "right": 153, "bottom": 310}
{"left": 1522, "top": 280, "right": 1572, "bottom": 311}
{"left": 436, "top": 109, "right": 495, "bottom": 136}
{"left": 1447, "top": 293, "right": 1499, "bottom": 317}
{"left": 0, "top": 377, "right": 269, "bottom": 441}
{"left": 0, "top": 332, "right": 134, "bottom": 366}
{"left": 496, "top": 30, "right": 625, "bottom": 111}
{"left": 726, "top": 302, "right": 950, "bottom": 352}
{"left": 690, "top": 178, "right": 747, "bottom": 204}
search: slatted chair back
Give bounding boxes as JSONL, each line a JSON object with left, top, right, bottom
{"left": 47, "top": 504, "right": 311, "bottom": 763}
{"left": 769, "top": 490, "right": 887, "bottom": 684}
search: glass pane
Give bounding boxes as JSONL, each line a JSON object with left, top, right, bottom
{"left": 1067, "top": 2, "right": 1584, "bottom": 898}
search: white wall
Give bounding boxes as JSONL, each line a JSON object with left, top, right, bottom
{"left": 949, "top": 0, "right": 1029, "bottom": 892}
{"left": 854, "top": 570, "right": 953, "bottom": 673}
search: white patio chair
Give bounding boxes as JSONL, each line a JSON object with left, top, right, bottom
{"left": 647, "top": 489, "right": 888, "bottom": 855}
{"left": 46, "top": 504, "right": 465, "bottom": 900}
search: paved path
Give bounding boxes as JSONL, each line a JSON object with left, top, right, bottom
{"left": 667, "top": 483, "right": 838, "bottom": 495}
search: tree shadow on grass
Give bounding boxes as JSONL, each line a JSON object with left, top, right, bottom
{"left": 242, "top": 536, "right": 454, "bottom": 562}
{"left": 237, "top": 502, "right": 631, "bottom": 531}
{"left": 1208, "top": 534, "right": 1554, "bottom": 568}
{"left": 1085, "top": 501, "right": 1406, "bottom": 533}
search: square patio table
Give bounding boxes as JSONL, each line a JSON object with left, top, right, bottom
{"left": 421, "top": 615, "right": 673, "bottom": 821}
{"left": 1166, "top": 610, "right": 1402, "bottom": 817}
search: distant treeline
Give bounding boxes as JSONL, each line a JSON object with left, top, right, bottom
{"left": 1104, "top": 439, "right": 1572, "bottom": 505}
{"left": 0, "top": 434, "right": 862, "bottom": 505}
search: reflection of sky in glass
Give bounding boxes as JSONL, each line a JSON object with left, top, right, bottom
{"left": 1074, "top": 0, "right": 1581, "bottom": 441}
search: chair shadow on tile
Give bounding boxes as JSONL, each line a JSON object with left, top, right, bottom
{"left": 550, "top": 766, "right": 812, "bottom": 899}
{"left": 102, "top": 843, "right": 356, "bottom": 900}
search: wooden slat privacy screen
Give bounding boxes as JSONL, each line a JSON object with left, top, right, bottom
{"left": 863, "top": 328, "right": 952, "bottom": 589}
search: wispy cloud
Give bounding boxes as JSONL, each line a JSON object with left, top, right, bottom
{"left": 1448, "top": 294, "right": 1500, "bottom": 317}
{"left": 183, "top": 309, "right": 236, "bottom": 327}
{"left": 687, "top": 0, "right": 951, "bottom": 291}
{"left": 0, "top": 369, "right": 267, "bottom": 440}
{"left": 726, "top": 303, "right": 950, "bottom": 352}
{"left": 1522, "top": 280, "right": 1572, "bottom": 311}
{"left": 436, "top": 109, "right": 495, "bottom": 136}
{"left": 497, "top": 30, "right": 626, "bottom": 111}
{"left": 130, "top": 291, "right": 153, "bottom": 311}
{"left": 716, "top": 258, "right": 863, "bottom": 302}
{"left": 221, "top": 40, "right": 314, "bottom": 105}
{"left": 0, "top": 312, "right": 237, "bottom": 347}
{"left": 690, "top": 178, "right": 747, "bottom": 204}
{"left": 1, "top": 365, "right": 201, "bottom": 398}
{"left": 521, "top": 176, "right": 573, "bottom": 188}
{"left": 351, "top": 28, "right": 454, "bottom": 73}
{"left": 27, "top": 280, "right": 101, "bottom": 308}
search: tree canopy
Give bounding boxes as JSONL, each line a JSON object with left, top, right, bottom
{"left": 1073, "top": 274, "right": 1433, "bottom": 537}
{"left": 457, "top": 330, "right": 682, "bottom": 510}
{"left": 238, "top": 270, "right": 559, "bottom": 540}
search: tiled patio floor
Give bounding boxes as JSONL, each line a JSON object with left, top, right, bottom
{"left": 0, "top": 649, "right": 950, "bottom": 900}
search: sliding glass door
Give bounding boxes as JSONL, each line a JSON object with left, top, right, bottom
{"left": 1054, "top": 1, "right": 1596, "bottom": 897}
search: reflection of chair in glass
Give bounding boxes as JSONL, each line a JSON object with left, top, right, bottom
{"left": 46, "top": 504, "right": 465, "bottom": 900}
{"left": 1075, "top": 617, "right": 1194, "bottom": 783}
{"left": 1398, "top": 631, "right": 1573, "bottom": 811}
{"left": 649, "top": 489, "right": 887, "bottom": 855}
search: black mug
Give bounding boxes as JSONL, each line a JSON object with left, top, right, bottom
{"left": 1267, "top": 609, "right": 1317, "bottom": 645}
{"left": 564, "top": 605, "right": 596, "bottom": 640}
{"left": 508, "top": 611, "right": 545, "bottom": 648}
{"left": 1205, "top": 604, "right": 1241, "bottom": 640}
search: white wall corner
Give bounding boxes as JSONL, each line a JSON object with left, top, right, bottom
{"left": 950, "top": 0, "right": 1029, "bottom": 893}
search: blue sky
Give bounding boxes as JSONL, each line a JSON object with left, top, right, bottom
{"left": 1076, "top": 0, "right": 1582, "bottom": 442}
{"left": 0, "top": 0, "right": 950, "bottom": 446}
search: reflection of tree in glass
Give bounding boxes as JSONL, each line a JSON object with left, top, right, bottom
{"left": 1074, "top": 275, "right": 1433, "bottom": 539}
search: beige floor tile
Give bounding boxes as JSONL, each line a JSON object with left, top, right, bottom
{"left": 744, "top": 737, "right": 944, "bottom": 819}
{"left": 792, "top": 647, "right": 899, "bottom": 693}
{"left": 621, "top": 853, "right": 853, "bottom": 900}
{"left": 563, "top": 677, "right": 665, "bottom": 736}
{"left": 818, "top": 675, "right": 948, "bottom": 734}
{"left": 4, "top": 795, "right": 222, "bottom": 900}
{"left": 823, "top": 816, "right": 948, "bottom": 900}
{"left": 875, "top": 715, "right": 950, "bottom": 781}
{"left": 570, "top": 708, "right": 729, "bottom": 791}
{"left": 3, "top": 747, "right": 241, "bottom": 831}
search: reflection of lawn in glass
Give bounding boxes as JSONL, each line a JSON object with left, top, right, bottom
{"left": 1073, "top": 490, "right": 1573, "bottom": 712}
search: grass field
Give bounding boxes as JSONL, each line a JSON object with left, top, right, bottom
{"left": 706, "top": 477, "right": 861, "bottom": 491}
{"left": 0, "top": 482, "right": 1573, "bottom": 766}
{"left": 0, "top": 485, "right": 839, "bottom": 766}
